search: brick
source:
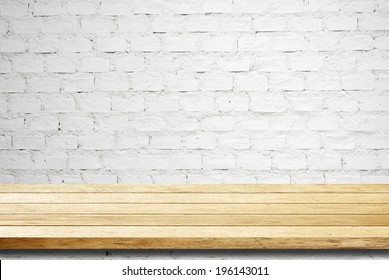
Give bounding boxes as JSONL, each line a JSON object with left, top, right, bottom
{"left": 166, "top": 72, "right": 197, "bottom": 92}
{"left": 0, "top": 20, "right": 7, "bottom": 34}
{"left": 78, "top": 97, "right": 111, "bottom": 113}
{"left": 60, "top": 115, "right": 94, "bottom": 131}
{"left": 46, "top": 57, "right": 76, "bottom": 73}
{"left": 79, "top": 135, "right": 114, "bottom": 150}
{"left": 0, "top": 2, "right": 29, "bottom": 16}
{"left": 324, "top": 96, "right": 359, "bottom": 112}
{"left": 322, "top": 136, "right": 355, "bottom": 150}
{"left": 342, "top": 73, "right": 375, "bottom": 90}
{"left": 217, "top": 58, "right": 250, "bottom": 72}
{"left": 359, "top": 135, "right": 389, "bottom": 149}
{"left": 46, "top": 135, "right": 77, "bottom": 150}
{"left": 344, "top": 154, "right": 378, "bottom": 170}
{"left": 233, "top": 0, "right": 267, "bottom": 13}
{"left": 151, "top": 16, "right": 186, "bottom": 33}
{"left": 202, "top": 36, "right": 236, "bottom": 52}
{"left": 253, "top": 17, "right": 287, "bottom": 31}
{"left": 95, "top": 116, "right": 130, "bottom": 132}
{"left": 153, "top": 173, "right": 187, "bottom": 184}
{"left": 13, "top": 58, "right": 44, "bottom": 73}
{"left": 256, "top": 56, "right": 288, "bottom": 72}
{"left": 238, "top": 35, "right": 271, "bottom": 52}
{"left": 250, "top": 97, "right": 287, "bottom": 112}
{"left": 101, "top": 1, "right": 131, "bottom": 15}
{"left": 13, "top": 135, "right": 45, "bottom": 150}
{"left": 0, "top": 38, "right": 26, "bottom": 53}
{"left": 0, "top": 151, "right": 31, "bottom": 169}
{"left": 168, "top": 155, "right": 202, "bottom": 170}
{"left": 9, "top": 97, "right": 41, "bottom": 113}
{"left": 325, "top": 17, "right": 357, "bottom": 31}
{"left": 118, "top": 16, "right": 150, "bottom": 33}
{"left": 218, "top": 137, "right": 250, "bottom": 150}
{"left": 215, "top": 95, "right": 249, "bottom": 111}
{"left": 271, "top": 0, "right": 305, "bottom": 13}
{"left": 131, "top": 37, "right": 160, "bottom": 52}
{"left": 273, "top": 152, "right": 306, "bottom": 170}
{"left": 203, "top": 0, "right": 232, "bottom": 13}
{"left": 308, "top": 0, "right": 339, "bottom": 11}
{"left": 43, "top": 17, "right": 78, "bottom": 34}
{"left": 84, "top": 175, "right": 117, "bottom": 184}
{"left": 0, "top": 98, "right": 7, "bottom": 114}
{"left": 146, "top": 95, "right": 179, "bottom": 112}
{"left": 203, "top": 155, "right": 235, "bottom": 170}
{"left": 252, "top": 136, "right": 285, "bottom": 150}
{"left": 95, "top": 37, "right": 128, "bottom": 52}
{"left": 234, "top": 72, "right": 268, "bottom": 91}
{"left": 115, "top": 57, "right": 144, "bottom": 72}
{"left": 41, "top": 96, "right": 72, "bottom": 116}
{"left": 375, "top": 36, "right": 389, "bottom": 49}
{"left": 149, "top": 56, "right": 182, "bottom": 72}
{"left": 11, "top": 18, "right": 42, "bottom": 34}
{"left": 340, "top": 0, "right": 374, "bottom": 12}
{"left": 215, "top": 17, "right": 252, "bottom": 32}
{"left": 62, "top": 74, "right": 94, "bottom": 92}
{"left": 202, "top": 116, "right": 234, "bottom": 131}
{"left": 359, "top": 16, "right": 389, "bottom": 30}
{"left": 115, "top": 135, "right": 148, "bottom": 149}
{"left": 181, "top": 94, "right": 214, "bottom": 112}
{"left": 376, "top": 0, "right": 389, "bottom": 11}
{"left": 287, "top": 17, "right": 322, "bottom": 31}
{"left": 66, "top": 0, "right": 97, "bottom": 15}
{"left": 164, "top": 37, "right": 197, "bottom": 52}
{"left": 339, "top": 35, "right": 373, "bottom": 50}
{"left": 236, "top": 117, "right": 269, "bottom": 130}
{"left": 29, "top": 77, "right": 60, "bottom": 92}
{"left": 269, "top": 74, "right": 304, "bottom": 91}
{"left": 80, "top": 58, "right": 110, "bottom": 73}
{"left": 286, "top": 134, "right": 320, "bottom": 149}
{"left": 325, "top": 54, "right": 356, "bottom": 70}
{"left": 290, "top": 55, "right": 324, "bottom": 71}
{"left": 0, "top": 118, "right": 24, "bottom": 131}
{"left": 133, "top": 72, "right": 163, "bottom": 91}
{"left": 19, "top": 175, "right": 49, "bottom": 184}
{"left": 271, "top": 115, "right": 306, "bottom": 131}
{"left": 150, "top": 136, "right": 182, "bottom": 149}
{"left": 308, "top": 113, "right": 341, "bottom": 131}
{"left": 200, "top": 73, "right": 233, "bottom": 91}
{"left": 308, "top": 34, "right": 339, "bottom": 51}
{"left": 358, "top": 54, "right": 389, "bottom": 70}
{"left": 185, "top": 135, "right": 216, "bottom": 149}
{"left": 61, "top": 38, "right": 93, "bottom": 53}
{"left": 308, "top": 151, "right": 341, "bottom": 170}
{"left": 111, "top": 96, "right": 144, "bottom": 112}
{"left": 31, "top": 1, "right": 64, "bottom": 16}
{"left": 133, "top": 116, "right": 167, "bottom": 131}
{"left": 68, "top": 156, "right": 101, "bottom": 170}
{"left": 29, "top": 115, "right": 58, "bottom": 131}
{"left": 182, "top": 56, "right": 213, "bottom": 72}
{"left": 0, "top": 75, "right": 25, "bottom": 92}
{"left": 0, "top": 136, "right": 11, "bottom": 149}
{"left": 274, "top": 34, "right": 307, "bottom": 51}
{"left": 306, "top": 73, "right": 340, "bottom": 90}
{"left": 81, "top": 18, "right": 114, "bottom": 33}
{"left": 289, "top": 97, "right": 323, "bottom": 112}
{"left": 360, "top": 97, "right": 389, "bottom": 111}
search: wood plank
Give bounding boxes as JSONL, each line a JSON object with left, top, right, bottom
{"left": 1, "top": 193, "right": 389, "bottom": 203}
{"left": 1, "top": 184, "right": 388, "bottom": 193}
{"left": 1, "top": 226, "right": 388, "bottom": 238}
{"left": 0, "top": 237, "right": 388, "bottom": 249}
{"left": 1, "top": 203, "right": 387, "bottom": 214}
{"left": 1, "top": 214, "right": 388, "bottom": 226}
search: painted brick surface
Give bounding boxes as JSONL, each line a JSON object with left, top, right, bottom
{"left": 0, "top": 0, "right": 388, "bottom": 184}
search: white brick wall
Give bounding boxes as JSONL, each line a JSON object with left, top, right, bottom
{"left": 0, "top": 0, "right": 388, "bottom": 184}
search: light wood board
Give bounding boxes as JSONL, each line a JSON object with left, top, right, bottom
{"left": 0, "top": 184, "right": 388, "bottom": 249}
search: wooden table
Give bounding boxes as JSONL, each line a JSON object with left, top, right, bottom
{"left": 0, "top": 184, "right": 388, "bottom": 249}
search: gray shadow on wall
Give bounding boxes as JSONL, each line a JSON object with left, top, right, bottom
{"left": 0, "top": 249, "right": 388, "bottom": 260}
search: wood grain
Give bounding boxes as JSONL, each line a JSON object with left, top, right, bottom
{"left": 0, "top": 184, "right": 388, "bottom": 249}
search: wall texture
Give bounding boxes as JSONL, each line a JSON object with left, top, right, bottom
{"left": 0, "top": 0, "right": 389, "bottom": 184}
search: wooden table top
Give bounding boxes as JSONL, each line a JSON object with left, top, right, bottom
{"left": 0, "top": 184, "right": 388, "bottom": 249}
